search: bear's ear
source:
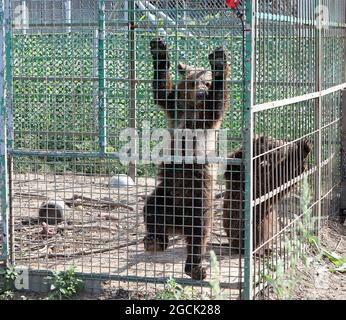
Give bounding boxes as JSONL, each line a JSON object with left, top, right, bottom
{"left": 178, "top": 63, "right": 193, "bottom": 77}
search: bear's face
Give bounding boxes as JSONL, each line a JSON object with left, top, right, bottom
{"left": 177, "top": 63, "right": 212, "bottom": 109}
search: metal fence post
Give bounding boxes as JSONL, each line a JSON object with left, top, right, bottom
{"left": 341, "top": 89, "right": 346, "bottom": 221}
{"left": 4, "top": 0, "right": 13, "bottom": 264}
{"left": 98, "top": 0, "right": 107, "bottom": 153}
{"left": 128, "top": 0, "right": 137, "bottom": 180}
{"left": 65, "top": 0, "right": 71, "bottom": 33}
{"left": 21, "top": 0, "right": 27, "bottom": 35}
{"left": 243, "top": 0, "right": 255, "bottom": 300}
{"left": 341, "top": 23, "right": 346, "bottom": 225}
{"left": 316, "top": 0, "right": 322, "bottom": 233}
{"left": 93, "top": 29, "right": 99, "bottom": 134}
{"left": 0, "top": 0, "right": 8, "bottom": 263}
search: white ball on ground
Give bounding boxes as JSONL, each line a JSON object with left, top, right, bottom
{"left": 109, "top": 174, "right": 134, "bottom": 188}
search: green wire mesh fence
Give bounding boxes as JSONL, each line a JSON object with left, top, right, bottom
{"left": 0, "top": 0, "right": 345, "bottom": 300}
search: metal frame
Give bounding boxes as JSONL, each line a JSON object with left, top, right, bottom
{"left": 0, "top": 0, "right": 8, "bottom": 263}
{"left": 341, "top": 89, "right": 346, "bottom": 213}
{"left": 1, "top": 0, "right": 345, "bottom": 299}
{"left": 127, "top": 0, "right": 137, "bottom": 180}
{"left": 98, "top": 0, "right": 107, "bottom": 154}
{"left": 247, "top": 0, "right": 346, "bottom": 299}
{"left": 243, "top": 0, "right": 255, "bottom": 300}
{"left": 316, "top": 0, "right": 322, "bottom": 235}
{"left": 0, "top": 0, "right": 12, "bottom": 264}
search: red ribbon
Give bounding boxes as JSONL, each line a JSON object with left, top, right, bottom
{"left": 225, "top": 0, "right": 241, "bottom": 9}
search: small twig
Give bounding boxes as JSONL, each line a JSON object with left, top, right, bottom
{"left": 15, "top": 192, "right": 133, "bottom": 211}
{"left": 27, "top": 240, "right": 59, "bottom": 252}
{"left": 13, "top": 178, "right": 41, "bottom": 184}
{"left": 18, "top": 239, "right": 141, "bottom": 260}
{"left": 34, "top": 245, "right": 49, "bottom": 255}
{"left": 14, "top": 192, "right": 47, "bottom": 199}
{"left": 98, "top": 213, "right": 119, "bottom": 221}
{"left": 18, "top": 217, "right": 40, "bottom": 225}
{"left": 64, "top": 194, "right": 134, "bottom": 211}
{"left": 335, "top": 237, "right": 343, "bottom": 251}
{"left": 57, "top": 224, "right": 118, "bottom": 232}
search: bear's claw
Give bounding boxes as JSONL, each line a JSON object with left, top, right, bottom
{"left": 144, "top": 235, "right": 169, "bottom": 252}
{"left": 185, "top": 264, "right": 207, "bottom": 280}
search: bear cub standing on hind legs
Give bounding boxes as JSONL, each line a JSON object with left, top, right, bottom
{"left": 143, "top": 38, "right": 230, "bottom": 280}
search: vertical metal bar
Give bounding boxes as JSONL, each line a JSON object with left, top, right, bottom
{"left": 21, "top": 0, "right": 27, "bottom": 35}
{"left": 93, "top": 29, "right": 99, "bottom": 134}
{"left": 341, "top": 6, "right": 346, "bottom": 219}
{"left": 98, "top": 0, "right": 107, "bottom": 153}
{"left": 341, "top": 89, "right": 346, "bottom": 214}
{"left": 124, "top": 0, "right": 128, "bottom": 24}
{"left": 4, "top": 0, "right": 10, "bottom": 152}
{"left": 316, "top": 0, "right": 322, "bottom": 233}
{"left": 243, "top": 0, "right": 255, "bottom": 300}
{"left": 0, "top": 0, "right": 8, "bottom": 263}
{"left": 4, "top": 0, "right": 12, "bottom": 264}
{"left": 127, "top": 0, "right": 136, "bottom": 180}
{"left": 65, "top": 0, "right": 71, "bottom": 33}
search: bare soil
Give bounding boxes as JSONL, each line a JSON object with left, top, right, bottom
{"left": 10, "top": 173, "right": 242, "bottom": 299}
{"left": 1, "top": 221, "right": 345, "bottom": 300}
{"left": 290, "top": 220, "right": 346, "bottom": 300}
{"left": 2, "top": 173, "right": 345, "bottom": 300}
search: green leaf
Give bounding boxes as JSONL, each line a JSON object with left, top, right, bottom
{"left": 320, "top": 248, "right": 346, "bottom": 267}
{"left": 329, "top": 264, "right": 346, "bottom": 273}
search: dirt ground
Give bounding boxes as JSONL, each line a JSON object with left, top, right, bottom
{"left": 2, "top": 219, "right": 345, "bottom": 300}
{"left": 8, "top": 173, "right": 242, "bottom": 299}
{"left": 1, "top": 172, "right": 345, "bottom": 300}
{"left": 289, "top": 219, "right": 346, "bottom": 300}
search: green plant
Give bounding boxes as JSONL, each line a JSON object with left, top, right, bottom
{"left": 263, "top": 258, "right": 297, "bottom": 300}
{"left": 46, "top": 265, "right": 84, "bottom": 300}
{"left": 0, "top": 290, "right": 15, "bottom": 300}
{"left": 264, "top": 176, "right": 346, "bottom": 299}
{"left": 263, "top": 177, "right": 315, "bottom": 299}
{"left": 156, "top": 251, "right": 226, "bottom": 300}
{"left": 0, "top": 265, "right": 19, "bottom": 293}
{"left": 297, "top": 178, "right": 346, "bottom": 272}
{"left": 309, "top": 237, "right": 346, "bottom": 273}
{"left": 208, "top": 250, "right": 226, "bottom": 300}
{"left": 155, "top": 277, "right": 193, "bottom": 300}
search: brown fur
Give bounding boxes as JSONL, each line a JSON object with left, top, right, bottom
{"left": 143, "top": 38, "right": 230, "bottom": 280}
{"left": 223, "top": 136, "right": 312, "bottom": 254}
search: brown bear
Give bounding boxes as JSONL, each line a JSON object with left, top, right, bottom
{"left": 143, "top": 38, "right": 230, "bottom": 280}
{"left": 223, "top": 136, "right": 312, "bottom": 254}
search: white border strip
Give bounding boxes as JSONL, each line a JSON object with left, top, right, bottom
{"left": 252, "top": 83, "right": 346, "bottom": 113}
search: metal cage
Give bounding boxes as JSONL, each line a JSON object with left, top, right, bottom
{"left": 0, "top": 0, "right": 345, "bottom": 300}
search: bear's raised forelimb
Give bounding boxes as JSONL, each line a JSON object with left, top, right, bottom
{"left": 205, "top": 47, "right": 230, "bottom": 128}
{"left": 150, "top": 38, "right": 175, "bottom": 120}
